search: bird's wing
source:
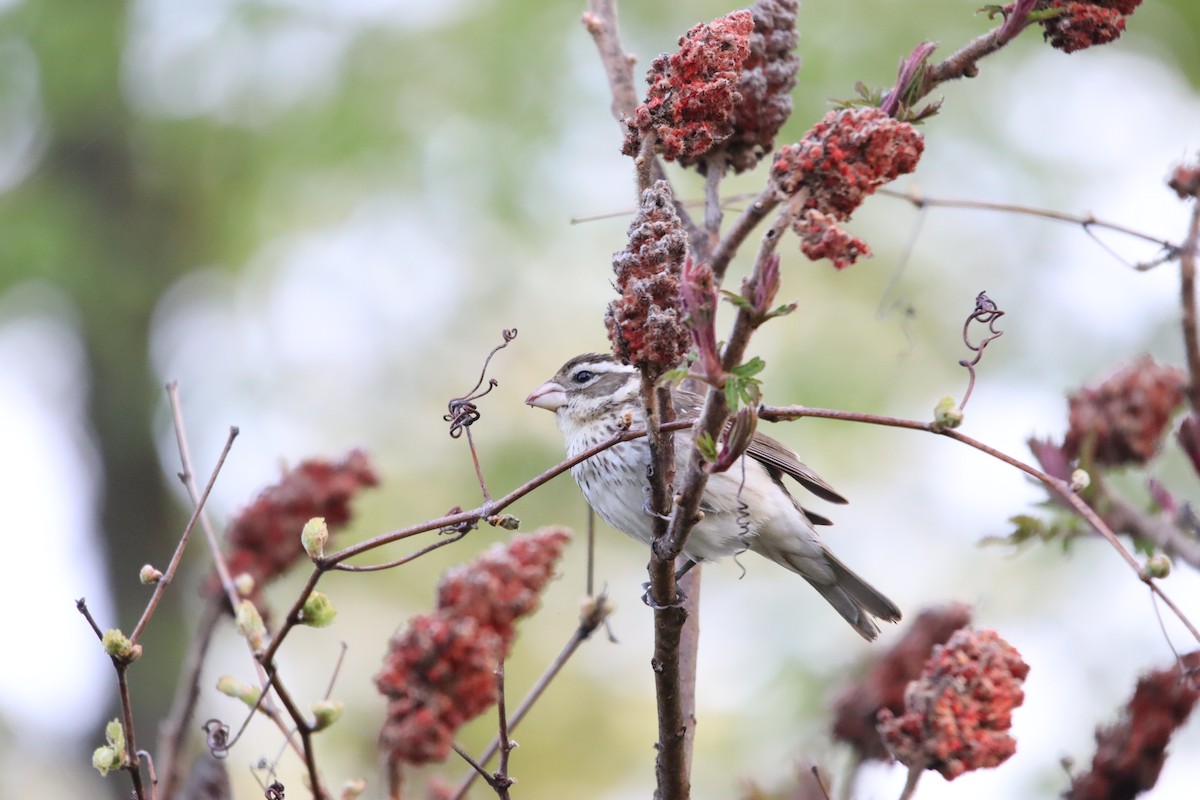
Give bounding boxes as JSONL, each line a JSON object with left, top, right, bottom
{"left": 746, "top": 431, "right": 848, "bottom": 504}
{"left": 672, "top": 384, "right": 848, "bottom": 504}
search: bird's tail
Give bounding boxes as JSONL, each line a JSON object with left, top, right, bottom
{"left": 792, "top": 548, "right": 902, "bottom": 641}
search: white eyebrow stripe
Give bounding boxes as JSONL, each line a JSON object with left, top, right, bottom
{"left": 579, "top": 362, "right": 631, "bottom": 374}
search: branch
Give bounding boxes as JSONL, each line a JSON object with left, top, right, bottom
{"left": 131, "top": 418, "right": 238, "bottom": 643}
{"left": 879, "top": 187, "right": 1184, "bottom": 267}
{"left": 921, "top": 0, "right": 1037, "bottom": 90}
{"left": 165, "top": 381, "right": 243, "bottom": 610}
{"left": 1101, "top": 489, "right": 1200, "bottom": 572}
{"left": 156, "top": 599, "right": 223, "bottom": 800}
{"left": 1179, "top": 203, "right": 1200, "bottom": 412}
{"left": 759, "top": 404, "right": 1200, "bottom": 643}
{"left": 581, "top": 0, "right": 703, "bottom": 251}
{"left": 451, "top": 594, "right": 612, "bottom": 799}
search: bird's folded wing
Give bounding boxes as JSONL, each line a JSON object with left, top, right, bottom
{"left": 746, "top": 432, "right": 848, "bottom": 504}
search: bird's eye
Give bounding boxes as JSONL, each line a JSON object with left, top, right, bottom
{"left": 571, "top": 369, "right": 595, "bottom": 384}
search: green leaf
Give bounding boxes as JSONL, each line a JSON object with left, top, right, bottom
{"left": 731, "top": 357, "right": 765, "bottom": 379}
{"left": 696, "top": 431, "right": 718, "bottom": 462}
{"left": 720, "top": 289, "right": 754, "bottom": 312}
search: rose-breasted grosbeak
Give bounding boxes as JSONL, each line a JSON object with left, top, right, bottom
{"left": 527, "top": 353, "right": 901, "bottom": 640}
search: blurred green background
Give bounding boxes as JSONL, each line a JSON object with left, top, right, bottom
{"left": 2, "top": 0, "right": 1199, "bottom": 798}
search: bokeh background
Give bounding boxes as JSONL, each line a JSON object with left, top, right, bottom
{"left": 3, "top": 0, "right": 1200, "bottom": 798}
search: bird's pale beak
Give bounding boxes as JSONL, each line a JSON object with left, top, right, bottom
{"left": 525, "top": 380, "right": 566, "bottom": 411}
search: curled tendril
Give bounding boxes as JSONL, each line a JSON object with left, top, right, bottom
{"left": 203, "top": 719, "right": 231, "bottom": 759}
{"left": 265, "top": 780, "right": 285, "bottom": 800}
{"left": 444, "top": 329, "right": 518, "bottom": 438}
{"left": 959, "top": 291, "right": 1005, "bottom": 410}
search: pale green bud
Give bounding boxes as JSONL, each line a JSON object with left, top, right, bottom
{"left": 216, "top": 675, "right": 261, "bottom": 708}
{"left": 139, "top": 564, "right": 162, "bottom": 585}
{"left": 92, "top": 718, "right": 126, "bottom": 776}
{"left": 233, "top": 573, "right": 256, "bottom": 598}
{"left": 311, "top": 699, "right": 344, "bottom": 731}
{"left": 1070, "top": 469, "right": 1091, "bottom": 492}
{"left": 92, "top": 745, "right": 121, "bottom": 777}
{"left": 301, "top": 517, "right": 329, "bottom": 560}
{"left": 299, "top": 591, "right": 337, "bottom": 628}
{"left": 1145, "top": 554, "right": 1172, "bottom": 579}
{"left": 101, "top": 629, "right": 141, "bottom": 663}
{"left": 933, "top": 396, "right": 964, "bottom": 429}
{"left": 235, "top": 600, "right": 266, "bottom": 652}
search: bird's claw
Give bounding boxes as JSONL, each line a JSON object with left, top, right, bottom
{"left": 640, "top": 581, "right": 687, "bottom": 609}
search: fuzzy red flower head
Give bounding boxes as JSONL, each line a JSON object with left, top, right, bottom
{"left": 877, "top": 627, "right": 1029, "bottom": 780}
{"left": 771, "top": 107, "right": 923, "bottom": 268}
{"left": 833, "top": 604, "right": 974, "bottom": 761}
{"left": 375, "top": 528, "right": 570, "bottom": 767}
{"left": 606, "top": 180, "right": 691, "bottom": 378}
{"left": 217, "top": 450, "right": 377, "bottom": 599}
{"left": 1036, "top": 1, "right": 1143, "bottom": 54}
{"left": 1062, "top": 356, "right": 1185, "bottom": 467}
{"left": 622, "top": 11, "right": 753, "bottom": 166}
{"left": 719, "top": 0, "right": 800, "bottom": 174}
{"left": 1066, "top": 652, "right": 1200, "bottom": 799}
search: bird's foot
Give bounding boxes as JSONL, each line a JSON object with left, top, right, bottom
{"left": 640, "top": 581, "right": 687, "bottom": 609}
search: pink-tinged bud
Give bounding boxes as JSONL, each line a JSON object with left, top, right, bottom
{"left": 706, "top": 406, "right": 758, "bottom": 474}
{"left": 622, "top": 11, "right": 754, "bottom": 166}
{"left": 749, "top": 252, "right": 782, "bottom": 315}
{"left": 1027, "top": 437, "right": 1072, "bottom": 481}
{"left": 877, "top": 627, "right": 1029, "bottom": 780}
{"left": 880, "top": 41, "right": 938, "bottom": 119}
{"left": 998, "top": 0, "right": 1040, "bottom": 41}
{"left": 680, "top": 257, "right": 723, "bottom": 384}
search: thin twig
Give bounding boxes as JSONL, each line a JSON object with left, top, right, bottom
{"left": 452, "top": 594, "right": 612, "bottom": 799}
{"left": 957, "top": 291, "right": 1005, "bottom": 410}
{"left": 586, "top": 505, "right": 596, "bottom": 598}
{"left": 156, "top": 598, "right": 223, "bottom": 800}
{"left": 921, "top": 0, "right": 1036, "bottom": 89}
{"left": 879, "top": 187, "right": 1183, "bottom": 263}
{"left": 452, "top": 743, "right": 495, "bottom": 785}
{"left": 494, "top": 664, "right": 515, "bottom": 799}
{"left": 702, "top": 155, "right": 726, "bottom": 259}
{"left": 132, "top": 423, "right": 238, "bottom": 644}
{"left": 1179, "top": 204, "right": 1200, "bottom": 412}
{"left": 166, "top": 383, "right": 242, "bottom": 609}
{"left": 759, "top": 403, "right": 1200, "bottom": 643}
{"left": 116, "top": 664, "right": 148, "bottom": 800}
{"left": 709, "top": 188, "right": 780, "bottom": 282}
{"left": 325, "top": 420, "right": 692, "bottom": 566}
{"left": 897, "top": 764, "right": 923, "bottom": 800}
{"left": 330, "top": 530, "right": 469, "bottom": 572}
{"left": 582, "top": 0, "right": 702, "bottom": 246}
{"left": 76, "top": 597, "right": 104, "bottom": 639}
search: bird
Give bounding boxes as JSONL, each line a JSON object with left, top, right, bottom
{"left": 526, "top": 352, "right": 901, "bottom": 640}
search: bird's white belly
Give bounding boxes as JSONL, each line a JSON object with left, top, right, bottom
{"left": 568, "top": 435, "right": 766, "bottom": 563}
